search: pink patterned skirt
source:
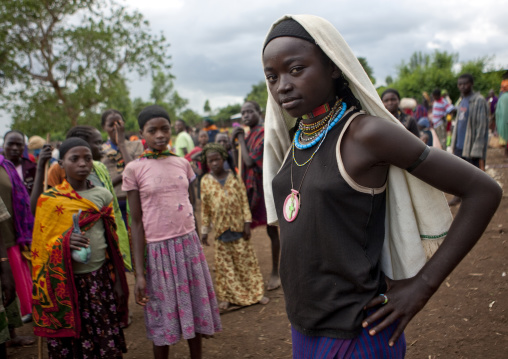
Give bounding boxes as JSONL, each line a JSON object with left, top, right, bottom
{"left": 144, "top": 231, "right": 221, "bottom": 346}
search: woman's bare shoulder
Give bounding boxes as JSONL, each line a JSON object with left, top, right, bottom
{"left": 345, "top": 113, "right": 426, "bottom": 169}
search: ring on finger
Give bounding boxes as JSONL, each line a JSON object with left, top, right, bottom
{"left": 380, "top": 293, "right": 388, "bottom": 305}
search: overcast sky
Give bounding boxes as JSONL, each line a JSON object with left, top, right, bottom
{"left": 123, "top": 0, "right": 507, "bottom": 113}
{"left": 1, "top": 0, "right": 507, "bottom": 133}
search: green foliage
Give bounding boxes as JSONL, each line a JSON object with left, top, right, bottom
{"left": 357, "top": 57, "right": 376, "bottom": 84}
{"left": 211, "top": 104, "right": 242, "bottom": 127}
{"left": 245, "top": 81, "right": 268, "bottom": 110}
{"left": 130, "top": 71, "right": 197, "bottom": 129}
{"left": 180, "top": 109, "right": 202, "bottom": 127}
{"left": 385, "top": 51, "right": 503, "bottom": 103}
{"left": 459, "top": 58, "right": 503, "bottom": 96}
{"left": 0, "top": 0, "right": 171, "bottom": 136}
{"left": 203, "top": 99, "right": 211, "bottom": 115}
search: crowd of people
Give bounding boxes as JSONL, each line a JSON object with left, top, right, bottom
{"left": 0, "top": 14, "right": 505, "bottom": 359}
{"left": 0, "top": 99, "right": 281, "bottom": 358}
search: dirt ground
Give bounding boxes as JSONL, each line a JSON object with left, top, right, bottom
{"left": 7, "top": 147, "right": 508, "bottom": 359}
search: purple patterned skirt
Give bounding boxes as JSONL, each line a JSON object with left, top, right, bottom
{"left": 47, "top": 263, "right": 126, "bottom": 359}
{"left": 145, "top": 231, "right": 222, "bottom": 346}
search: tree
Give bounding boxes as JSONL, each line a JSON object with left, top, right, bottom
{"left": 212, "top": 104, "right": 242, "bottom": 127}
{"left": 203, "top": 100, "right": 211, "bottom": 115}
{"left": 245, "top": 81, "right": 268, "bottom": 110}
{"left": 148, "top": 70, "right": 188, "bottom": 121}
{"left": 357, "top": 57, "right": 376, "bottom": 84}
{"left": 382, "top": 51, "right": 503, "bottom": 103}
{"left": 180, "top": 109, "right": 202, "bottom": 127}
{"left": 0, "top": 0, "right": 171, "bottom": 135}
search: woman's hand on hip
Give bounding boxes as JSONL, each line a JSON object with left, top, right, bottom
{"left": 362, "top": 276, "right": 435, "bottom": 346}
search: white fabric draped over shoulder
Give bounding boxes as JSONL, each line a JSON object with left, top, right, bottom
{"left": 261, "top": 14, "right": 452, "bottom": 280}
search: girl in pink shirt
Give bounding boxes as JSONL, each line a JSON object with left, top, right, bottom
{"left": 123, "top": 105, "right": 221, "bottom": 359}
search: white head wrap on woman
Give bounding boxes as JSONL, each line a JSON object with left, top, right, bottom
{"left": 262, "top": 14, "right": 452, "bottom": 279}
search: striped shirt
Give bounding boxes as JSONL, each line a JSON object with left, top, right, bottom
{"left": 432, "top": 97, "right": 454, "bottom": 125}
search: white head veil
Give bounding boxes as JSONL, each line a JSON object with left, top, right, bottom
{"left": 262, "top": 14, "right": 452, "bottom": 279}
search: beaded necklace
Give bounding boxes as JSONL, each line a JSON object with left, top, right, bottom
{"left": 283, "top": 103, "right": 348, "bottom": 222}
{"left": 294, "top": 102, "right": 347, "bottom": 150}
{"left": 299, "top": 101, "right": 341, "bottom": 133}
{"left": 298, "top": 102, "right": 344, "bottom": 143}
{"left": 301, "top": 100, "right": 336, "bottom": 120}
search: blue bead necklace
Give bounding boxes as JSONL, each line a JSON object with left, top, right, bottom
{"left": 284, "top": 102, "right": 349, "bottom": 222}
{"left": 294, "top": 102, "right": 347, "bottom": 150}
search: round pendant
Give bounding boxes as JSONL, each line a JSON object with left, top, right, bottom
{"left": 283, "top": 189, "right": 300, "bottom": 222}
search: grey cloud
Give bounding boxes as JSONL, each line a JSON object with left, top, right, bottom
{"left": 126, "top": 0, "right": 508, "bottom": 111}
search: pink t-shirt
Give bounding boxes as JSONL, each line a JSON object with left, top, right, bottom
{"left": 122, "top": 156, "right": 196, "bottom": 243}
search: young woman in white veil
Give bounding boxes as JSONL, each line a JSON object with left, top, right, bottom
{"left": 262, "top": 15, "right": 501, "bottom": 358}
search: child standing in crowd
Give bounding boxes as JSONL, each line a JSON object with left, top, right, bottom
{"left": 215, "top": 133, "right": 236, "bottom": 171}
{"left": 32, "top": 138, "right": 128, "bottom": 358}
{"left": 101, "top": 109, "right": 144, "bottom": 225}
{"left": 123, "top": 105, "right": 220, "bottom": 359}
{"left": 200, "top": 143, "right": 268, "bottom": 311}
{"left": 185, "top": 130, "right": 209, "bottom": 172}
{"left": 37, "top": 126, "right": 132, "bottom": 271}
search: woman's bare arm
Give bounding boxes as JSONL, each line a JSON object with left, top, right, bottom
{"left": 344, "top": 115, "right": 502, "bottom": 345}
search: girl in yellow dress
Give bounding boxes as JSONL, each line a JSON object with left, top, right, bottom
{"left": 200, "top": 143, "right": 269, "bottom": 310}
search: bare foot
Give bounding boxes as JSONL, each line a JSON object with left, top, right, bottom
{"left": 219, "top": 301, "right": 230, "bottom": 310}
{"left": 267, "top": 274, "right": 281, "bottom": 291}
{"left": 259, "top": 296, "right": 270, "bottom": 305}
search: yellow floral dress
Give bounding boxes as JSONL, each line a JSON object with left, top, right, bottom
{"left": 201, "top": 172, "right": 264, "bottom": 306}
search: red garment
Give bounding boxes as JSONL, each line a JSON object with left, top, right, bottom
{"left": 242, "top": 125, "right": 267, "bottom": 228}
{"left": 184, "top": 146, "right": 203, "bottom": 170}
{"left": 403, "top": 108, "right": 414, "bottom": 116}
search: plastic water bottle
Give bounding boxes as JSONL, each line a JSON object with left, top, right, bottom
{"left": 71, "top": 209, "right": 91, "bottom": 264}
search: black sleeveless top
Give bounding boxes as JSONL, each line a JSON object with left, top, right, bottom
{"left": 272, "top": 109, "right": 387, "bottom": 339}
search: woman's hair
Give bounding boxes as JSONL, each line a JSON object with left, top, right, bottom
{"left": 66, "top": 126, "right": 98, "bottom": 143}
{"left": 59, "top": 137, "right": 91, "bottom": 159}
{"left": 3, "top": 130, "right": 25, "bottom": 143}
{"left": 381, "top": 88, "right": 401, "bottom": 101}
{"left": 101, "top": 109, "right": 124, "bottom": 127}
{"left": 243, "top": 100, "right": 262, "bottom": 113}
{"left": 200, "top": 143, "right": 236, "bottom": 177}
{"left": 137, "top": 105, "right": 171, "bottom": 130}
{"left": 334, "top": 73, "right": 362, "bottom": 111}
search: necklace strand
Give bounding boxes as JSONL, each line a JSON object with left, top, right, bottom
{"left": 294, "top": 102, "right": 347, "bottom": 150}
{"left": 299, "top": 101, "right": 342, "bottom": 132}
{"left": 292, "top": 102, "right": 347, "bottom": 166}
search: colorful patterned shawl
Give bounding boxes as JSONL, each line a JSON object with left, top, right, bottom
{"left": 0, "top": 155, "right": 33, "bottom": 245}
{"left": 31, "top": 180, "right": 128, "bottom": 338}
{"left": 139, "top": 148, "right": 177, "bottom": 159}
